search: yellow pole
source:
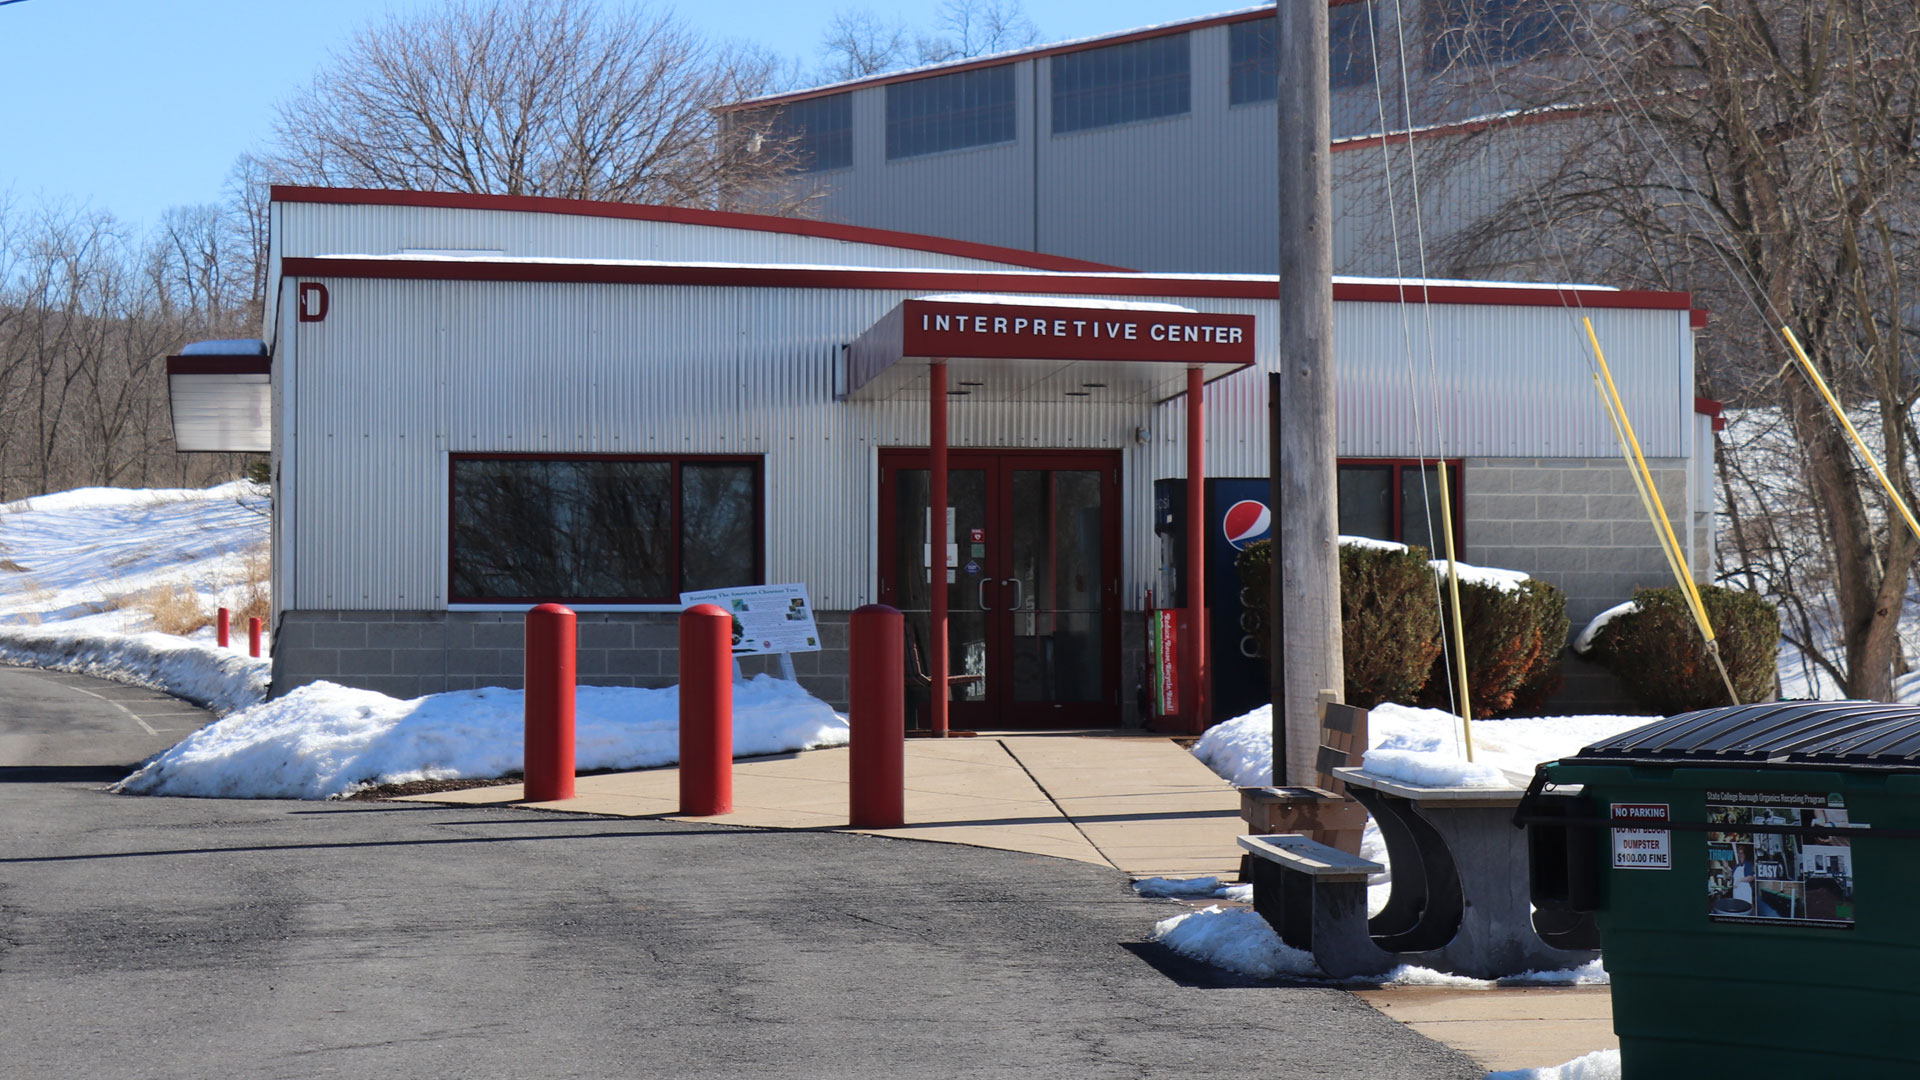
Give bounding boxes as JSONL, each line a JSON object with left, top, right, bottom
{"left": 1433, "top": 459, "right": 1475, "bottom": 761}
{"left": 1593, "top": 374, "right": 1693, "bottom": 605}
{"left": 1585, "top": 318, "right": 1738, "bottom": 704}
{"left": 1780, "top": 326, "right": 1920, "bottom": 545}
{"left": 1585, "top": 318, "right": 1716, "bottom": 632}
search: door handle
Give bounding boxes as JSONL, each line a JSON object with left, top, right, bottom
{"left": 978, "top": 577, "right": 993, "bottom": 611}
{"left": 1003, "top": 577, "right": 1024, "bottom": 609}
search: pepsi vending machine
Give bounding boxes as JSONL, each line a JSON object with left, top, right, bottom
{"left": 1152, "top": 477, "right": 1272, "bottom": 725}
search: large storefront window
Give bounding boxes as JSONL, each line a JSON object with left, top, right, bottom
{"left": 450, "top": 455, "right": 762, "bottom": 603}
{"left": 1337, "top": 459, "right": 1462, "bottom": 553}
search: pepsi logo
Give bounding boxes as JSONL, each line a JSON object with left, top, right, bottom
{"left": 1223, "top": 499, "right": 1271, "bottom": 550}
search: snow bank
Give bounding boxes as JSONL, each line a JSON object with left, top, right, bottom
{"left": 1195, "top": 701, "right": 1659, "bottom": 794}
{"left": 116, "top": 673, "right": 848, "bottom": 800}
{"left": 1151, "top": 907, "right": 1609, "bottom": 988}
{"left": 1485, "top": 1049, "right": 1621, "bottom": 1080}
{"left": 1134, "top": 876, "right": 1251, "bottom": 901}
{"left": 1152, "top": 906, "right": 1322, "bottom": 979}
{"left": 0, "top": 624, "right": 268, "bottom": 715}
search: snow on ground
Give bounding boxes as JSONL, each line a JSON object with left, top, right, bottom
{"left": 0, "top": 482, "right": 268, "bottom": 634}
{"left": 1133, "top": 876, "right": 1252, "bottom": 902}
{"left": 1485, "top": 1049, "right": 1621, "bottom": 1080}
{"left": 0, "top": 625, "right": 268, "bottom": 715}
{"left": 1148, "top": 903, "right": 1610, "bottom": 989}
{"left": 117, "top": 674, "right": 850, "bottom": 799}
{"left": 0, "top": 483, "right": 272, "bottom": 711}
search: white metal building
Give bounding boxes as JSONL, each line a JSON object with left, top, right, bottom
{"left": 169, "top": 187, "right": 1714, "bottom": 723}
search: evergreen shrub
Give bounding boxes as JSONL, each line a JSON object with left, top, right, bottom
{"left": 1586, "top": 584, "right": 1779, "bottom": 714}
{"left": 1418, "top": 574, "right": 1569, "bottom": 718}
{"left": 1337, "top": 541, "right": 1445, "bottom": 707}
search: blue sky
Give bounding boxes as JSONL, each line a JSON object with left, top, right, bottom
{"left": 0, "top": 0, "right": 1250, "bottom": 231}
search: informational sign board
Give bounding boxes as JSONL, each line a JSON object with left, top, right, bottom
{"left": 678, "top": 583, "right": 822, "bottom": 655}
{"left": 1611, "top": 803, "right": 1671, "bottom": 870}
{"left": 1705, "top": 790, "right": 1860, "bottom": 929}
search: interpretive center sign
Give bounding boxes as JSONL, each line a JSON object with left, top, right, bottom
{"left": 1705, "top": 790, "right": 1860, "bottom": 929}
{"left": 900, "top": 299, "right": 1256, "bottom": 366}
{"left": 679, "top": 584, "right": 822, "bottom": 656}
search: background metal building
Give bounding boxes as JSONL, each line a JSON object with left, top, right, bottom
{"left": 727, "top": 2, "right": 1556, "bottom": 278}
{"left": 247, "top": 188, "right": 1707, "bottom": 719}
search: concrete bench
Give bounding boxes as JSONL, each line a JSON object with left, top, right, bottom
{"left": 1237, "top": 834, "right": 1392, "bottom": 978}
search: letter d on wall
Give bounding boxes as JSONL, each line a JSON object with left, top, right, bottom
{"left": 297, "top": 282, "right": 330, "bottom": 323}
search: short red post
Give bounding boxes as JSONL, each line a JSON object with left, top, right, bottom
{"left": 523, "top": 604, "right": 577, "bottom": 802}
{"left": 216, "top": 607, "right": 230, "bottom": 648}
{"left": 679, "top": 603, "right": 733, "bottom": 816}
{"left": 248, "top": 617, "right": 262, "bottom": 658}
{"left": 849, "top": 604, "right": 905, "bottom": 828}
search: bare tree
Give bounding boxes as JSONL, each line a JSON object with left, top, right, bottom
{"left": 1435, "top": 1, "right": 1920, "bottom": 699}
{"left": 819, "top": 9, "right": 913, "bottom": 79}
{"left": 816, "top": 0, "right": 1040, "bottom": 80}
{"left": 261, "top": 0, "right": 809, "bottom": 212}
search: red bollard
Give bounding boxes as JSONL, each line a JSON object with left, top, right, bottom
{"left": 523, "top": 604, "right": 577, "bottom": 802}
{"left": 849, "top": 604, "right": 905, "bottom": 828}
{"left": 679, "top": 603, "right": 733, "bottom": 816}
{"left": 248, "top": 617, "right": 262, "bottom": 658}
{"left": 216, "top": 607, "right": 230, "bottom": 648}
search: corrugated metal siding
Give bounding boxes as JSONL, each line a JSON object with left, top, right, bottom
{"left": 275, "top": 202, "right": 1041, "bottom": 271}
{"left": 280, "top": 277, "right": 1690, "bottom": 613}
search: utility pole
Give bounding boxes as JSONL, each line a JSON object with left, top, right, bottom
{"left": 1271, "top": 2, "right": 1342, "bottom": 786}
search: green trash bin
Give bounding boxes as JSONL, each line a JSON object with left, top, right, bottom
{"left": 1521, "top": 702, "right": 1920, "bottom": 1076}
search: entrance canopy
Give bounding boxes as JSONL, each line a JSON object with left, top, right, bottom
{"left": 847, "top": 294, "right": 1255, "bottom": 404}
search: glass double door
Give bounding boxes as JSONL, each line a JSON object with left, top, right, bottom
{"left": 879, "top": 449, "right": 1121, "bottom": 729}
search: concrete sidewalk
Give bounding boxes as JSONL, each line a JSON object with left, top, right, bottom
{"left": 403, "top": 730, "right": 1246, "bottom": 879}
{"left": 400, "top": 730, "right": 1616, "bottom": 1072}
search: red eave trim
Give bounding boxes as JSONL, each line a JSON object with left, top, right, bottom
{"left": 725, "top": 7, "right": 1284, "bottom": 111}
{"left": 1696, "top": 395, "right": 1727, "bottom": 431}
{"left": 270, "top": 186, "right": 1127, "bottom": 274}
{"left": 1690, "top": 308, "right": 1710, "bottom": 328}
{"left": 280, "top": 257, "right": 1694, "bottom": 310}
{"left": 167, "top": 355, "right": 271, "bottom": 376}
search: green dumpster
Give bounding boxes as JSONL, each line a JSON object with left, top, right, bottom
{"left": 1522, "top": 702, "right": 1920, "bottom": 1076}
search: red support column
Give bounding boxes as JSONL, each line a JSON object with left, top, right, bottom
{"left": 929, "top": 360, "right": 950, "bottom": 739}
{"left": 849, "top": 604, "right": 905, "bottom": 828}
{"left": 1184, "top": 367, "right": 1210, "bottom": 735}
{"left": 679, "top": 603, "right": 734, "bottom": 816}
{"left": 248, "top": 617, "right": 262, "bottom": 658}
{"left": 524, "top": 603, "right": 577, "bottom": 802}
{"left": 216, "top": 607, "right": 230, "bottom": 649}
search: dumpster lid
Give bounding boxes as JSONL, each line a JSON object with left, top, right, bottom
{"left": 1564, "top": 701, "right": 1920, "bottom": 770}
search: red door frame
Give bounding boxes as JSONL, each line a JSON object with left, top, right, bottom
{"left": 878, "top": 448, "right": 1123, "bottom": 729}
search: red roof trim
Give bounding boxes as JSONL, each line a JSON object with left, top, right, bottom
{"left": 167, "top": 355, "right": 271, "bottom": 376}
{"left": 1690, "top": 308, "right": 1710, "bottom": 328}
{"left": 1694, "top": 396, "right": 1723, "bottom": 416}
{"left": 281, "top": 257, "right": 1694, "bottom": 310}
{"left": 269, "top": 186, "right": 1128, "bottom": 274}
{"left": 725, "top": 8, "right": 1280, "bottom": 111}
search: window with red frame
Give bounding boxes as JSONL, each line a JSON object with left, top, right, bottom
{"left": 1337, "top": 459, "right": 1463, "bottom": 553}
{"left": 450, "top": 455, "right": 761, "bottom": 603}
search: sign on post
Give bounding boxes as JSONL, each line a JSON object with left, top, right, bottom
{"left": 678, "top": 583, "right": 823, "bottom": 655}
{"left": 1610, "top": 802, "right": 1671, "bottom": 870}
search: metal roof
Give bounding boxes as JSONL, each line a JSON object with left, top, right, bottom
{"left": 1569, "top": 702, "right": 1920, "bottom": 770}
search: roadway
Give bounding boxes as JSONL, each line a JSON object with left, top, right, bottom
{"left": 0, "top": 664, "right": 1480, "bottom": 1079}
